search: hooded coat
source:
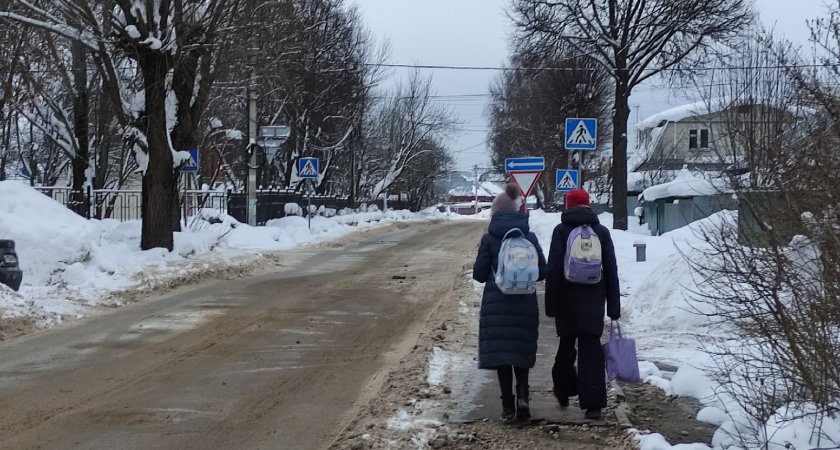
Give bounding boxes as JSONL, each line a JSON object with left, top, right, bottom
{"left": 545, "top": 206, "right": 620, "bottom": 337}
{"left": 472, "top": 212, "right": 547, "bottom": 369}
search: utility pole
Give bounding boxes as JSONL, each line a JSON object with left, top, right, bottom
{"left": 247, "top": 85, "right": 258, "bottom": 226}
{"left": 473, "top": 165, "right": 479, "bottom": 215}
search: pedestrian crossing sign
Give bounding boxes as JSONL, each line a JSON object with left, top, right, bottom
{"left": 556, "top": 169, "right": 579, "bottom": 192}
{"left": 298, "top": 157, "right": 319, "bottom": 179}
{"left": 181, "top": 147, "right": 199, "bottom": 173}
{"left": 564, "top": 118, "right": 598, "bottom": 151}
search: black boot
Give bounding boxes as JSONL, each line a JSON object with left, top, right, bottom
{"left": 500, "top": 395, "right": 516, "bottom": 423}
{"left": 584, "top": 408, "right": 602, "bottom": 420}
{"left": 515, "top": 385, "right": 531, "bottom": 421}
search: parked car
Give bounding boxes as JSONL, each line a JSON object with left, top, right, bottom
{"left": 0, "top": 240, "right": 22, "bottom": 291}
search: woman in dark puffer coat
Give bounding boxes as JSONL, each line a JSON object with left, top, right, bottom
{"left": 472, "top": 183, "right": 547, "bottom": 422}
{"left": 545, "top": 189, "right": 620, "bottom": 420}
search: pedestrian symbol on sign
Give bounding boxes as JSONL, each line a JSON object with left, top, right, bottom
{"left": 568, "top": 121, "right": 595, "bottom": 146}
{"left": 559, "top": 172, "right": 576, "bottom": 188}
{"left": 555, "top": 169, "right": 579, "bottom": 192}
{"left": 564, "top": 118, "right": 598, "bottom": 151}
{"left": 298, "top": 157, "right": 319, "bottom": 179}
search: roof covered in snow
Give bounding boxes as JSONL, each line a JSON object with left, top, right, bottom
{"left": 635, "top": 99, "right": 721, "bottom": 131}
{"left": 641, "top": 168, "right": 732, "bottom": 201}
{"left": 449, "top": 181, "right": 503, "bottom": 198}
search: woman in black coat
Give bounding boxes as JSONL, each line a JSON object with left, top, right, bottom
{"left": 545, "top": 189, "right": 620, "bottom": 420}
{"left": 472, "top": 183, "right": 547, "bottom": 422}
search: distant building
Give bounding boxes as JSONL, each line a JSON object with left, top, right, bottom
{"left": 631, "top": 100, "right": 798, "bottom": 234}
{"left": 433, "top": 170, "right": 506, "bottom": 215}
{"left": 632, "top": 99, "right": 796, "bottom": 176}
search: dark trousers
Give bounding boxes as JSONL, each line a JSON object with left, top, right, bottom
{"left": 552, "top": 335, "right": 607, "bottom": 409}
{"left": 496, "top": 366, "right": 529, "bottom": 398}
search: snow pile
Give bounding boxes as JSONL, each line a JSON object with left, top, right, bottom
{"left": 0, "top": 181, "right": 98, "bottom": 287}
{"left": 0, "top": 181, "right": 449, "bottom": 322}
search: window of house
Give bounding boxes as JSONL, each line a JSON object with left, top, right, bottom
{"left": 689, "top": 128, "right": 710, "bottom": 149}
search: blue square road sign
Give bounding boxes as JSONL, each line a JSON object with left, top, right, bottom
{"left": 556, "top": 169, "right": 579, "bottom": 192}
{"left": 181, "top": 147, "right": 199, "bottom": 173}
{"left": 565, "top": 118, "right": 598, "bottom": 151}
{"left": 298, "top": 157, "right": 319, "bottom": 179}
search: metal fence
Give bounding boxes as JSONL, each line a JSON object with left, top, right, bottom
{"left": 32, "top": 186, "right": 413, "bottom": 225}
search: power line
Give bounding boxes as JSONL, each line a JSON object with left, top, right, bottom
{"left": 363, "top": 62, "right": 840, "bottom": 73}
{"left": 15, "top": 60, "right": 840, "bottom": 76}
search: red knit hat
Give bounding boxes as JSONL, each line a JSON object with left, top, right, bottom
{"left": 566, "top": 189, "right": 591, "bottom": 209}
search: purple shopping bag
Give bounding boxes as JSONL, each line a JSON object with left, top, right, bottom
{"left": 602, "top": 321, "right": 641, "bottom": 383}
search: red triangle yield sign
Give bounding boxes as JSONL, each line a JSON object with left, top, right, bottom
{"left": 510, "top": 171, "right": 541, "bottom": 198}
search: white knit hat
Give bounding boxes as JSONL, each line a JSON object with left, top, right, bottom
{"left": 491, "top": 183, "right": 522, "bottom": 215}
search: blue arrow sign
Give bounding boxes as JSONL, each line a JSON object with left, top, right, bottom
{"left": 298, "top": 157, "right": 319, "bottom": 179}
{"left": 505, "top": 157, "right": 545, "bottom": 172}
{"left": 565, "top": 118, "right": 598, "bottom": 151}
{"left": 556, "top": 169, "right": 579, "bottom": 192}
{"left": 181, "top": 147, "right": 199, "bottom": 173}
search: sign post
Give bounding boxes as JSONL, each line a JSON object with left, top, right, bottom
{"left": 564, "top": 118, "right": 598, "bottom": 190}
{"left": 179, "top": 147, "right": 199, "bottom": 227}
{"left": 298, "top": 157, "right": 319, "bottom": 230}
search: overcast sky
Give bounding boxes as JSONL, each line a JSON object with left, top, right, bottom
{"left": 356, "top": 0, "right": 827, "bottom": 171}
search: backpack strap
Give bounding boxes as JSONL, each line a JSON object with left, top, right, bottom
{"left": 502, "top": 228, "right": 525, "bottom": 240}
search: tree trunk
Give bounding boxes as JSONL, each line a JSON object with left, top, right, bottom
{"left": 70, "top": 41, "right": 90, "bottom": 218}
{"left": 140, "top": 55, "right": 175, "bottom": 251}
{"left": 169, "top": 51, "right": 204, "bottom": 232}
{"left": 611, "top": 80, "right": 631, "bottom": 231}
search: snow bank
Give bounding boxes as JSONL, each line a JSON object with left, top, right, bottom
{"left": 0, "top": 181, "right": 449, "bottom": 323}
{"left": 0, "top": 181, "right": 97, "bottom": 287}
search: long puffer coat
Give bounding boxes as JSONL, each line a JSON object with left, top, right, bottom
{"left": 472, "top": 212, "right": 547, "bottom": 369}
{"left": 545, "top": 206, "right": 620, "bottom": 337}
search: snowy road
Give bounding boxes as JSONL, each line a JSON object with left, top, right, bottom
{"left": 0, "top": 220, "right": 485, "bottom": 449}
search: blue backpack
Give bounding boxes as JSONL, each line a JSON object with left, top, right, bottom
{"left": 493, "top": 228, "right": 539, "bottom": 295}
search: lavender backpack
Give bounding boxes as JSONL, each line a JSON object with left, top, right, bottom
{"left": 564, "top": 225, "right": 603, "bottom": 284}
{"left": 602, "top": 321, "right": 641, "bottom": 383}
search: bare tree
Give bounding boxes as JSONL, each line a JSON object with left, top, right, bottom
{"left": 510, "top": 0, "right": 753, "bottom": 229}
{"left": 362, "top": 70, "right": 454, "bottom": 201}
{"left": 1, "top": 0, "right": 244, "bottom": 250}
{"left": 388, "top": 137, "right": 452, "bottom": 211}
{"left": 682, "top": 25, "right": 840, "bottom": 447}
{"left": 488, "top": 48, "right": 611, "bottom": 209}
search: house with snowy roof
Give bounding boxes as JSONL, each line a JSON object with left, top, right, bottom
{"left": 630, "top": 99, "right": 799, "bottom": 235}
{"left": 631, "top": 99, "right": 797, "bottom": 180}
